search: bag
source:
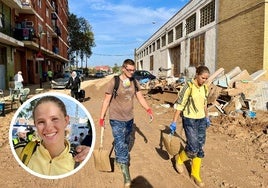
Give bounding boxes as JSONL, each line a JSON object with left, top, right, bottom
{"left": 77, "top": 89, "right": 85, "bottom": 101}
{"left": 162, "top": 133, "right": 181, "bottom": 156}
{"left": 19, "top": 141, "right": 39, "bottom": 165}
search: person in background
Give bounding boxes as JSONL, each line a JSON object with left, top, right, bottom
{"left": 169, "top": 65, "right": 210, "bottom": 187}
{"left": 12, "top": 126, "right": 29, "bottom": 146}
{"left": 66, "top": 71, "right": 81, "bottom": 100}
{"left": 81, "top": 129, "right": 92, "bottom": 147}
{"left": 79, "top": 132, "right": 84, "bottom": 144}
{"left": 47, "top": 69, "right": 53, "bottom": 82}
{"left": 14, "top": 71, "right": 24, "bottom": 91}
{"left": 99, "top": 59, "right": 153, "bottom": 187}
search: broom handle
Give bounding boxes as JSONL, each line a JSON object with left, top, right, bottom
{"left": 100, "top": 126, "right": 104, "bottom": 148}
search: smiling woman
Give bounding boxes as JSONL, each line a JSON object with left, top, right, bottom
{"left": 9, "top": 92, "right": 95, "bottom": 179}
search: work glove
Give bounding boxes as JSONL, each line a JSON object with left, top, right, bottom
{"left": 169, "top": 122, "right": 177, "bottom": 134}
{"left": 146, "top": 108, "right": 153, "bottom": 122}
{"left": 205, "top": 117, "right": 211, "bottom": 128}
{"left": 99, "top": 118, "right": 105, "bottom": 127}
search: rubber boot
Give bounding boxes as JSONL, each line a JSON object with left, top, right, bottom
{"left": 120, "top": 164, "right": 131, "bottom": 187}
{"left": 191, "top": 157, "right": 205, "bottom": 187}
{"left": 175, "top": 150, "right": 188, "bottom": 173}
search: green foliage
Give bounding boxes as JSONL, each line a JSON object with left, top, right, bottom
{"left": 68, "top": 13, "right": 95, "bottom": 66}
{"left": 112, "top": 63, "right": 120, "bottom": 74}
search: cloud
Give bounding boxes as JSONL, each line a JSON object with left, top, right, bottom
{"left": 68, "top": 0, "right": 186, "bottom": 66}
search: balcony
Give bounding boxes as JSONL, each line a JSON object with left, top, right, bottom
{"left": 14, "top": 28, "right": 35, "bottom": 41}
{"left": 0, "top": 22, "right": 13, "bottom": 37}
{"left": 21, "top": 0, "right": 31, "bottom": 6}
{"left": 4, "top": 0, "right": 22, "bottom": 9}
{"left": 52, "top": 46, "right": 59, "bottom": 54}
{"left": 51, "top": 12, "right": 58, "bottom": 20}
{"left": 19, "top": 0, "right": 36, "bottom": 14}
{"left": 53, "top": 26, "right": 61, "bottom": 37}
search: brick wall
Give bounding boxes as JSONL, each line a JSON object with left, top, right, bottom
{"left": 217, "top": 0, "right": 265, "bottom": 74}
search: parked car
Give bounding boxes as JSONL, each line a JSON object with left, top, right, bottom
{"left": 133, "top": 70, "right": 156, "bottom": 82}
{"left": 51, "top": 77, "right": 69, "bottom": 89}
{"left": 95, "top": 72, "right": 105, "bottom": 78}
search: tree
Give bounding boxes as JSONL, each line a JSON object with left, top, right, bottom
{"left": 68, "top": 13, "right": 95, "bottom": 67}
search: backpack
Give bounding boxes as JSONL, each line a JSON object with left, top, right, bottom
{"left": 18, "top": 141, "right": 39, "bottom": 166}
{"left": 177, "top": 81, "right": 208, "bottom": 114}
{"left": 112, "top": 76, "right": 139, "bottom": 99}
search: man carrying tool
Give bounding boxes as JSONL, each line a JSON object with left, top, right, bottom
{"left": 99, "top": 59, "right": 153, "bottom": 187}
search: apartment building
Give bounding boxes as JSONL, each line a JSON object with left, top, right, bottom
{"left": 135, "top": 0, "right": 268, "bottom": 78}
{"left": 0, "top": 0, "right": 69, "bottom": 89}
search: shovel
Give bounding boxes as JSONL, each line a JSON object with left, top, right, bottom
{"left": 93, "top": 126, "right": 112, "bottom": 172}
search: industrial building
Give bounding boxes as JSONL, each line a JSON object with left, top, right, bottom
{"left": 135, "top": 0, "right": 268, "bottom": 78}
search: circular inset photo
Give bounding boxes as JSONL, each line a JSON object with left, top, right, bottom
{"left": 9, "top": 92, "right": 95, "bottom": 179}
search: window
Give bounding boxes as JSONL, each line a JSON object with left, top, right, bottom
{"left": 150, "top": 55, "right": 154, "bottom": 71}
{"left": 38, "top": 0, "right": 42, "bottom": 8}
{"left": 200, "top": 0, "right": 215, "bottom": 27}
{"left": 46, "top": 7, "right": 49, "bottom": 17}
{"left": 38, "top": 23, "right": 43, "bottom": 34}
{"left": 152, "top": 42, "right": 155, "bottom": 52}
{"left": 190, "top": 33, "right": 205, "bottom": 67}
{"left": 186, "top": 13, "right": 196, "bottom": 35}
{"left": 175, "top": 23, "right": 183, "bottom": 40}
{"left": 168, "top": 30, "right": 173, "bottom": 44}
{"left": 161, "top": 35, "right": 166, "bottom": 47}
{"left": 157, "top": 39, "right": 160, "bottom": 50}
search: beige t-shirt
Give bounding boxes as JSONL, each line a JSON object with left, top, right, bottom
{"left": 106, "top": 77, "right": 140, "bottom": 121}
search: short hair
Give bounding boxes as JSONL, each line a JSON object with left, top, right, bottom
{"left": 122, "top": 59, "right": 135, "bottom": 67}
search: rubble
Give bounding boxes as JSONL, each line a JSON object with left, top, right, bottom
{"left": 141, "top": 67, "right": 268, "bottom": 117}
{"left": 207, "top": 67, "right": 268, "bottom": 116}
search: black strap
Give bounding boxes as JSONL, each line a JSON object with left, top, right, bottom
{"left": 112, "top": 76, "right": 138, "bottom": 100}
{"left": 112, "top": 75, "right": 120, "bottom": 99}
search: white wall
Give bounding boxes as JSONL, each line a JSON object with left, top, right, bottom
{"left": 135, "top": 0, "right": 217, "bottom": 77}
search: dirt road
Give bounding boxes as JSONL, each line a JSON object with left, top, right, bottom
{"left": 0, "top": 75, "right": 267, "bottom": 188}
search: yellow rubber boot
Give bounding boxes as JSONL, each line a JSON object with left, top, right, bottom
{"left": 175, "top": 150, "right": 188, "bottom": 173}
{"left": 191, "top": 157, "right": 205, "bottom": 187}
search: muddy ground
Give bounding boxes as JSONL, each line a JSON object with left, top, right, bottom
{"left": 0, "top": 75, "right": 267, "bottom": 188}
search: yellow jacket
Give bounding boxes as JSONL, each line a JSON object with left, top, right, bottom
{"left": 176, "top": 80, "right": 208, "bottom": 119}
{"left": 16, "top": 140, "right": 76, "bottom": 176}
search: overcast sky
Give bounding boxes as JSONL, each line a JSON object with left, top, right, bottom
{"left": 68, "top": 0, "right": 188, "bottom": 67}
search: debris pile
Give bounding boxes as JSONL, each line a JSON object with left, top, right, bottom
{"left": 141, "top": 66, "right": 268, "bottom": 117}
{"left": 206, "top": 67, "right": 268, "bottom": 116}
